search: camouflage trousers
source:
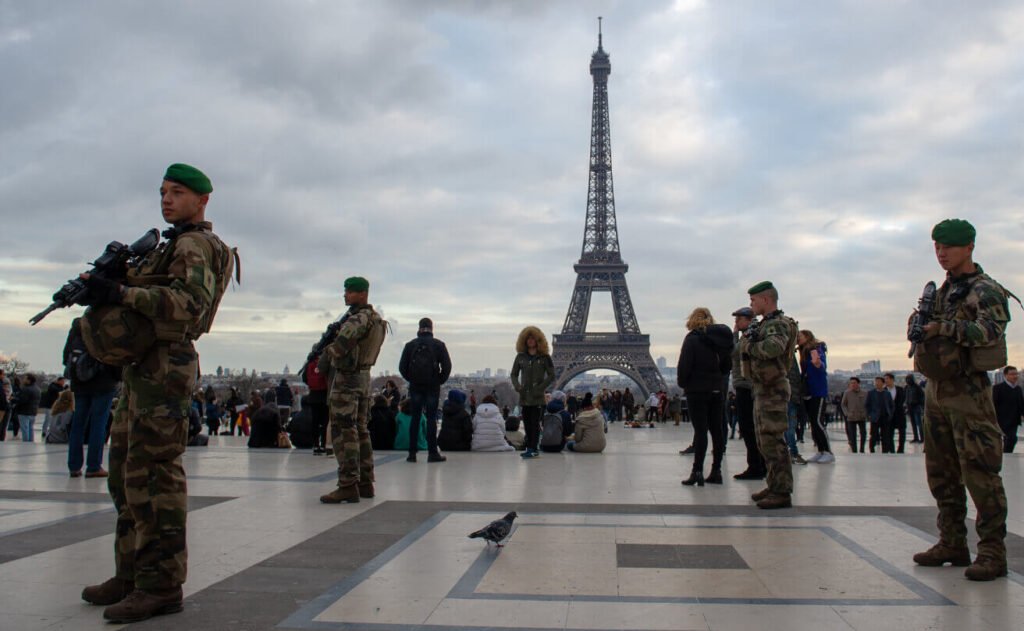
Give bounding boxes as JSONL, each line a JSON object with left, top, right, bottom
{"left": 330, "top": 370, "right": 373, "bottom": 488}
{"left": 924, "top": 376, "right": 1007, "bottom": 559}
{"left": 754, "top": 398, "right": 793, "bottom": 495}
{"left": 108, "top": 342, "right": 195, "bottom": 590}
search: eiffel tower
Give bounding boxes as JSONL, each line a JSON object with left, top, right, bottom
{"left": 551, "top": 20, "right": 667, "bottom": 398}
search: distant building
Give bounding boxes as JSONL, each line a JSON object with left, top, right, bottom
{"left": 860, "top": 360, "right": 881, "bottom": 374}
{"left": 496, "top": 368, "right": 508, "bottom": 378}
{"left": 656, "top": 356, "right": 667, "bottom": 369}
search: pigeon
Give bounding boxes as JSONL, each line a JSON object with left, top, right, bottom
{"left": 468, "top": 511, "right": 518, "bottom": 547}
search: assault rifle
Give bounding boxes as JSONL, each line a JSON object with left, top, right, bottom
{"left": 907, "top": 281, "right": 938, "bottom": 359}
{"left": 29, "top": 229, "right": 160, "bottom": 326}
{"left": 297, "top": 312, "right": 352, "bottom": 381}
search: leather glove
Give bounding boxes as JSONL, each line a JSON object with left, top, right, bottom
{"left": 83, "top": 275, "right": 123, "bottom": 306}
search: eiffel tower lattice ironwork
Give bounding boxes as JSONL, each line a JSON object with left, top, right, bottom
{"left": 552, "top": 21, "right": 667, "bottom": 398}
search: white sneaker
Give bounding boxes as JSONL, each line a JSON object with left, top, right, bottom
{"left": 805, "top": 452, "right": 823, "bottom": 463}
{"left": 817, "top": 452, "right": 835, "bottom": 464}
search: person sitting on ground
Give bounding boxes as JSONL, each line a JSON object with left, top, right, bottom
{"left": 437, "top": 389, "right": 473, "bottom": 452}
{"left": 248, "top": 390, "right": 285, "bottom": 448}
{"left": 287, "top": 395, "right": 315, "bottom": 450}
{"left": 567, "top": 392, "right": 606, "bottom": 453}
{"left": 46, "top": 388, "right": 75, "bottom": 445}
{"left": 539, "top": 390, "right": 572, "bottom": 453}
{"left": 472, "top": 395, "right": 515, "bottom": 452}
{"left": 368, "top": 394, "right": 397, "bottom": 450}
{"left": 393, "top": 398, "right": 428, "bottom": 452}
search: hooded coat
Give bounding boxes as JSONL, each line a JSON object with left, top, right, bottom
{"left": 677, "top": 323, "right": 734, "bottom": 394}
{"left": 472, "top": 403, "right": 514, "bottom": 451}
{"left": 571, "top": 407, "right": 606, "bottom": 453}
{"left": 438, "top": 390, "right": 473, "bottom": 451}
{"left": 511, "top": 326, "right": 556, "bottom": 407}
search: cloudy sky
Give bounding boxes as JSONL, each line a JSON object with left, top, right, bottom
{"left": 2, "top": 0, "right": 1023, "bottom": 380}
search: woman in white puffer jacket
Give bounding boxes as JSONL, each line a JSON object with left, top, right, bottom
{"left": 471, "top": 398, "right": 514, "bottom": 452}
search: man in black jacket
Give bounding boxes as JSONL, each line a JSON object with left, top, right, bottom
{"left": 993, "top": 366, "right": 1024, "bottom": 453}
{"left": 884, "top": 373, "right": 908, "bottom": 453}
{"left": 398, "top": 318, "right": 452, "bottom": 463}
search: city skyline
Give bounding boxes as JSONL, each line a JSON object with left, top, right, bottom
{"left": 2, "top": 2, "right": 1023, "bottom": 377}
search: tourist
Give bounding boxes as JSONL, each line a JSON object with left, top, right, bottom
{"left": 437, "top": 389, "right": 473, "bottom": 452}
{"left": 677, "top": 307, "right": 733, "bottom": 486}
{"left": 248, "top": 390, "right": 285, "bottom": 449}
{"left": 368, "top": 394, "right": 397, "bottom": 451}
{"left": 539, "top": 390, "right": 572, "bottom": 453}
{"left": 393, "top": 398, "right": 428, "bottom": 453}
{"left": 841, "top": 377, "right": 868, "bottom": 453}
{"left": 14, "top": 373, "right": 41, "bottom": 442}
{"left": 993, "top": 366, "right": 1024, "bottom": 453}
{"left": 39, "top": 376, "right": 66, "bottom": 439}
{"left": 398, "top": 317, "right": 452, "bottom": 463}
{"left": 797, "top": 330, "right": 835, "bottom": 463}
{"left": 470, "top": 395, "right": 514, "bottom": 452}
{"left": 567, "top": 393, "right": 606, "bottom": 453}
{"left": 884, "top": 373, "right": 908, "bottom": 453}
{"left": 510, "top": 326, "right": 556, "bottom": 459}
{"left": 904, "top": 374, "right": 925, "bottom": 443}
{"left": 865, "top": 377, "right": 893, "bottom": 453}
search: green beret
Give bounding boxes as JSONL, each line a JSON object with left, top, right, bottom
{"left": 164, "top": 163, "right": 213, "bottom": 194}
{"left": 747, "top": 281, "right": 775, "bottom": 295}
{"left": 931, "top": 218, "right": 976, "bottom": 246}
{"left": 344, "top": 276, "right": 369, "bottom": 292}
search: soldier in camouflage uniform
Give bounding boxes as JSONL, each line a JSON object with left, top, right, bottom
{"left": 911, "top": 219, "right": 1010, "bottom": 581}
{"left": 740, "top": 281, "right": 799, "bottom": 510}
{"left": 80, "top": 164, "right": 234, "bottom": 622}
{"left": 318, "top": 277, "right": 387, "bottom": 504}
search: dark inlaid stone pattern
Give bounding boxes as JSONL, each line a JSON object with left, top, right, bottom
{"left": 617, "top": 543, "right": 749, "bottom": 570}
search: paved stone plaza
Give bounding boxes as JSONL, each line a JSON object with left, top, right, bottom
{"left": 0, "top": 424, "right": 1020, "bottom": 630}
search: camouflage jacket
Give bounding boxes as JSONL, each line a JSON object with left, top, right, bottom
{"left": 123, "top": 221, "right": 232, "bottom": 343}
{"left": 740, "top": 310, "right": 798, "bottom": 405}
{"left": 915, "top": 264, "right": 1010, "bottom": 382}
{"left": 932, "top": 265, "right": 1009, "bottom": 348}
{"left": 322, "top": 303, "right": 386, "bottom": 375}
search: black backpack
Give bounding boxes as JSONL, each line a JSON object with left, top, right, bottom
{"left": 65, "top": 319, "right": 102, "bottom": 384}
{"left": 407, "top": 341, "right": 436, "bottom": 385}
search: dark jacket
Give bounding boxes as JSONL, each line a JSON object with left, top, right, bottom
{"left": 890, "top": 386, "right": 906, "bottom": 422}
{"left": 275, "top": 384, "right": 294, "bottom": 407}
{"left": 904, "top": 380, "right": 925, "bottom": 409}
{"left": 40, "top": 382, "right": 63, "bottom": 409}
{"left": 248, "top": 403, "right": 283, "bottom": 448}
{"left": 368, "top": 401, "right": 397, "bottom": 450}
{"left": 14, "top": 383, "right": 41, "bottom": 416}
{"left": 677, "top": 324, "right": 734, "bottom": 395}
{"left": 398, "top": 332, "right": 452, "bottom": 390}
{"left": 437, "top": 400, "right": 473, "bottom": 451}
{"left": 865, "top": 389, "right": 894, "bottom": 424}
{"left": 993, "top": 382, "right": 1024, "bottom": 428}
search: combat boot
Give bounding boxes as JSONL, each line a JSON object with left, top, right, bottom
{"left": 81, "top": 577, "right": 134, "bottom": 606}
{"left": 964, "top": 556, "right": 1007, "bottom": 581}
{"left": 912, "top": 542, "right": 970, "bottom": 567}
{"left": 103, "top": 587, "right": 183, "bottom": 623}
{"left": 358, "top": 483, "right": 375, "bottom": 499}
{"left": 756, "top": 493, "right": 792, "bottom": 510}
{"left": 320, "top": 486, "right": 359, "bottom": 504}
{"left": 751, "top": 487, "right": 772, "bottom": 502}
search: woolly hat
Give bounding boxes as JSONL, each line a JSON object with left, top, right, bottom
{"left": 447, "top": 389, "right": 467, "bottom": 405}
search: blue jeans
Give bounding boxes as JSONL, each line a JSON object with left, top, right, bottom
{"left": 68, "top": 391, "right": 115, "bottom": 473}
{"left": 908, "top": 405, "right": 924, "bottom": 441}
{"left": 785, "top": 402, "right": 800, "bottom": 456}
{"left": 18, "top": 414, "right": 35, "bottom": 442}
{"left": 407, "top": 386, "right": 440, "bottom": 455}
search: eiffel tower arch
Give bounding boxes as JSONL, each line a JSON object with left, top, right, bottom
{"left": 551, "top": 21, "right": 667, "bottom": 399}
